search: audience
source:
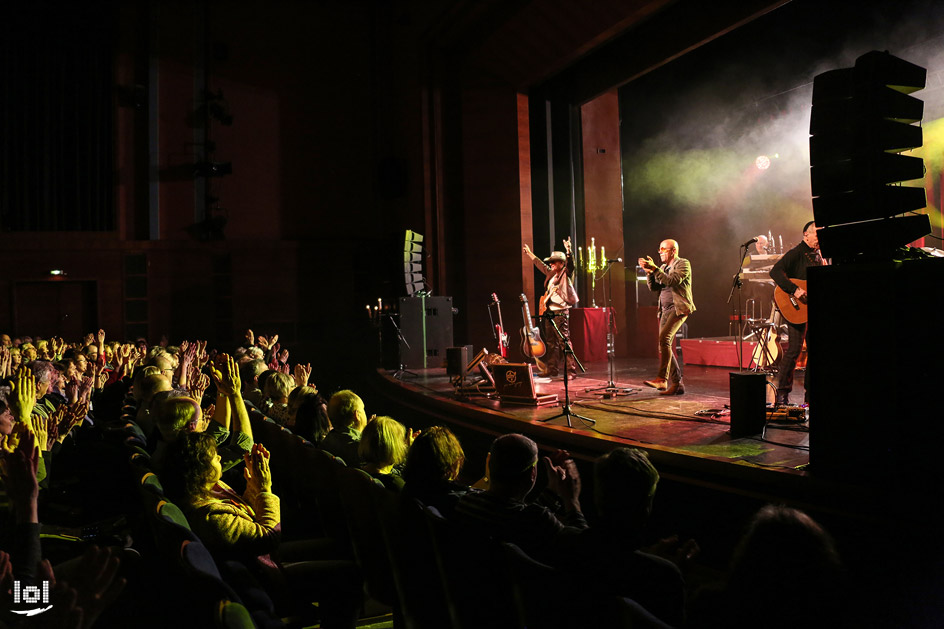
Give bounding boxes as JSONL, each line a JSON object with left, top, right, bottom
{"left": 0, "top": 326, "right": 881, "bottom": 629}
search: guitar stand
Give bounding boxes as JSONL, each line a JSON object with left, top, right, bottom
{"left": 537, "top": 312, "right": 595, "bottom": 428}
{"left": 747, "top": 320, "right": 778, "bottom": 374}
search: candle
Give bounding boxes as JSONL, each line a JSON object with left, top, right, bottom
{"left": 600, "top": 246, "right": 606, "bottom": 270}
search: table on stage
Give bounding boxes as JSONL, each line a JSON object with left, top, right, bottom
{"left": 569, "top": 307, "right": 609, "bottom": 363}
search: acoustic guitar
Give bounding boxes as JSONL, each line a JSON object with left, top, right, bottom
{"left": 773, "top": 278, "right": 808, "bottom": 325}
{"left": 519, "top": 294, "right": 547, "bottom": 372}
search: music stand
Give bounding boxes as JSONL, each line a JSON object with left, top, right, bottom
{"left": 537, "top": 312, "right": 595, "bottom": 428}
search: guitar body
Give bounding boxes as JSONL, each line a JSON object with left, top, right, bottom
{"left": 773, "top": 278, "right": 808, "bottom": 325}
{"left": 519, "top": 294, "right": 548, "bottom": 372}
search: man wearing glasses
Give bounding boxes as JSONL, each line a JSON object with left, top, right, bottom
{"left": 638, "top": 239, "right": 695, "bottom": 395}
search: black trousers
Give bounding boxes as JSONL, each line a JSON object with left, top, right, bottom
{"left": 540, "top": 311, "right": 575, "bottom": 375}
{"left": 777, "top": 321, "right": 808, "bottom": 402}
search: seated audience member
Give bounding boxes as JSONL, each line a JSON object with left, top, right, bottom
{"left": 245, "top": 369, "right": 275, "bottom": 409}
{"left": 150, "top": 354, "right": 253, "bottom": 472}
{"left": 689, "top": 504, "right": 847, "bottom": 629}
{"left": 291, "top": 393, "right": 331, "bottom": 445}
{"left": 401, "top": 425, "right": 473, "bottom": 516}
{"left": 557, "top": 447, "right": 691, "bottom": 627}
{"left": 454, "top": 433, "right": 587, "bottom": 564}
{"left": 134, "top": 373, "right": 172, "bottom": 439}
{"left": 25, "top": 360, "right": 59, "bottom": 419}
{"left": 358, "top": 416, "right": 413, "bottom": 492}
{"left": 322, "top": 390, "right": 368, "bottom": 467}
{"left": 238, "top": 358, "right": 267, "bottom": 409}
{"left": 261, "top": 372, "right": 294, "bottom": 425}
{"left": 162, "top": 433, "right": 359, "bottom": 628}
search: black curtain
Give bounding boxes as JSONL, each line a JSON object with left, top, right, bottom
{"left": 0, "top": 2, "right": 115, "bottom": 231}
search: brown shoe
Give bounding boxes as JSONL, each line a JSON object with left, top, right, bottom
{"left": 660, "top": 381, "right": 685, "bottom": 396}
{"left": 644, "top": 378, "right": 667, "bottom": 390}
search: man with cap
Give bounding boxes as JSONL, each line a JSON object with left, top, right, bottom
{"left": 523, "top": 237, "right": 579, "bottom": 377}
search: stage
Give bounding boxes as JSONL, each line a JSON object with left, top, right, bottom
{"left": 366, "top": 357, "right": 875, "bottom": 529}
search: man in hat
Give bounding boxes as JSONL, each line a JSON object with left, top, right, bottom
{"left": 523, "top": 237, "right": 578, "bottom": 377}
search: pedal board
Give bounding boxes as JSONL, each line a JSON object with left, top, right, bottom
{"left": 766, "top": 404, "right": 807, "bottom": 422}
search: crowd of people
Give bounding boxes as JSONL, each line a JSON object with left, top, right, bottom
{"left": 0, "top": 328, "right": 857, "bottom": 627}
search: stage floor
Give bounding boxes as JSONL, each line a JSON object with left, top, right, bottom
{"left": 372, "top": 358, "right": 818, "bottom": 496}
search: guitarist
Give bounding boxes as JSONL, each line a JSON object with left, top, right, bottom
{"left": 770, "top": 220, "right": 824, "bottom": 405}
{"left": 523, "top": 237, "right": 578, "bottom": 377}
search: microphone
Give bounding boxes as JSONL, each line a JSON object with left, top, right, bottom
{"left": 606, "top": 258, "right": 623, "bottom": 263}
{"left": 742, "top": 237, "right": 758, "bottom": 248}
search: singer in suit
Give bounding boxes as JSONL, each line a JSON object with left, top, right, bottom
{"left": 638, "top": 239, "right": 695, "bottom": 396}
{"left": 770, "top": 221, "right": 824, "bottom": 405}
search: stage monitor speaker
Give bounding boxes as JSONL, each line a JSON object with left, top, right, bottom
{"left": 729, "top": 372, "right": 767, "bottom": 437}
{"left": 446, "top": 346, "right": 469, "bottom": 376}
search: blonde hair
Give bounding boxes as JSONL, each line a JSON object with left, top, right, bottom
{"left": 359, "top": 416, "right": 408, "bottom": 468}
{"left": 156, "top": 395, "right": 202, "bottom": 441}
{"left": 264, "top": 372, "right": 294, "bottom": 402}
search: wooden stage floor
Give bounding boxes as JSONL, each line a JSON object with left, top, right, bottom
{"left": 379, "top": 357, "right": 808, "bottom": 469}
{"left": 365, "top": 356, "right": 873, "bottom": 522}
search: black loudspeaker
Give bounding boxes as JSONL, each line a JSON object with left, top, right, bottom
{"left": 446, "top": 347, "right": 469, "bottom": 376}
{"left": 398, "top": 296, "right": 454, "bottom": 369}
{"left": 729, "top": 372, "right": 767, "bottom": 437}
{"left": 809, "top": 259, "right": 944, "bottom": 484}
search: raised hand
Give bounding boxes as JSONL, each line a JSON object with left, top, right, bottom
{"left": 293, "top": 363, "right": 312, "bottom": 388}
{"left": 65, "top": 378, "right": 80, "bottom": 405}
{"left": 196, "top": 340, "right": 209, "bottom": 368}
{"left": 83, "top": 332, "right": 94, "bottom": 347}
{"left": 0, "top": 346, "right": 9, "bottom": 378}
{"left": 96, "top": 328, "right": 106, "bottom": 346}
{"left": 45, "top": 414, "right": 59, "bottom": 450}
{"left": 209, "top": 354, "right": 240, "bottom": 395}
{"left": 563, "top": 236, "right": 572, "bottom": 254}
{"left": 77, "top": 375, "right": 94, "bottom": 404}
{"left": 244, "top": 329, "right": 255, "bottom": 346}
{"left": 59, "top": 402, "right": 88, "bottom": 441}
{"left": 244, "top": 443, "right": 272, "bottom": 493}
{"left": 189, "top": 372, "right": 211, "bottom": 402}
{"left": 55, "top": 546, "right": 127, "bottom": 629}
{"left": 179, "top": 339, "right": 189, "bottom": 353}
{"left": 11, "top": 367, "right": 36, "bottom": 422}
{"left": 28, "top": 414, "right": 49, "bottom": 452}
{"left": 523, "top": 244, "right": 532, "bottom": 256}
{"left": 96, "top": 369, "right": 109, "bottom": 390}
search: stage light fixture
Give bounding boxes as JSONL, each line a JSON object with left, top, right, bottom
{"left": 755, "top": 155, "right": 771, "bottom": 170}
{"left": 809, "top": 51, "right": 931, "bottom": 262}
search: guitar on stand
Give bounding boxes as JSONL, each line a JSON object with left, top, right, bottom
{"left": 489, "top": 293, "right": 509, "bottom": 359}
{"left": 518, "top": 294, "right": 547, "bottom": 373}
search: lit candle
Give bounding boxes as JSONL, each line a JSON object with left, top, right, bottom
{"left": 600, "top": 246, "right": 606, "bottom": 270}
{"left": 578, "top": 246, "right": 583, "bottom": 270}
{"left": 366, "top": 305, "right": 371, "bottom": 319}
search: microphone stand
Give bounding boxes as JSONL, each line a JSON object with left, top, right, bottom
{"left": 726, "top": 245, "right": 749, "bottom": 372}
{"left": 385, "top": 313, "right": 417, "bottom": 380}
{"left": 586, "top": 260, "right": 636, "bottom": 397}
{"left": 537, "top": 311, "right": 595, "bottom": 428}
